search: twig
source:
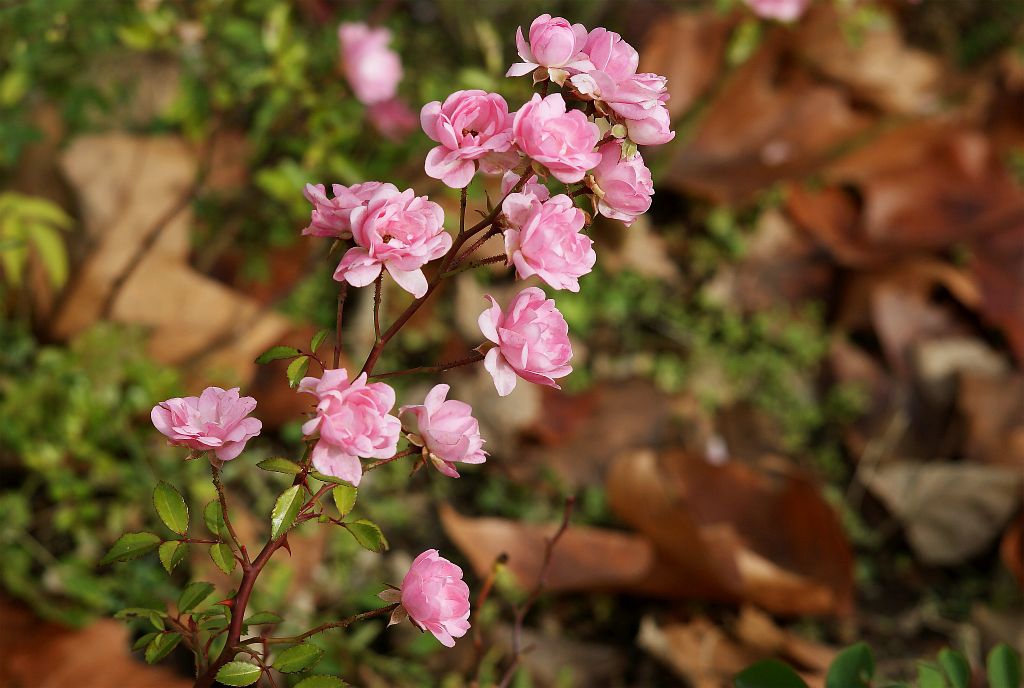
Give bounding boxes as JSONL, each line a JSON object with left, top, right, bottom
{"left": 363, "top": 447, "right": 419, "bottom": 472}
{"left": 247, "top": 604, "right": 400, "bottom": 645}
{"left": 334, "top": 282, "right": 348, "bottom": 369}
{"left": 212, "top": 462, "right": 248, "bottom": 565}
{"left": 373, "top": 274, "right": 383, "bottom": 343}
{"left": 368, "top": 351, "right": 485, "bottom": 380}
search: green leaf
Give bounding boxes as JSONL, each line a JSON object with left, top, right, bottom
{"left": 826, "top": 642, "right": 875, "bottom": 688}
{"left": 294, "top": 676, "right": 347, "bottom": 688}
{"left": 332, "top": 485, "right": 357, "bottom": 517}
{"left": 344, "top": 519, "right": 388, "bottom": 553}
{"left": 938, "top": 648, "right": 971, "bottom": 688}
{"left": 245, "top": 611, "right": 283, "bottom": 626}
{"left": 286, "top": 355, "right": 310, "bottom": 388}
{"left": 115, "top": 607, "right": 166, "bottom": 620}
{"left": 149, "top": 611, "right": 165, "bottom": 630}
{"left": 309, "top": 470, "right": 353, "bottom": 486}
{"left": 144, "top": 632, "right": 182, "bottom": 664}
{"left": 216, "top": 661, "right": 263, "bottom": 686}
{"left": 210, "top": 543, "right": 236, "bottom": 574}
{"left": 27, "top": 223, "right": 68, "bottom": 287}
{"left": 310, "top": 329, "right": 330, "bottom": 353}
{"left": 133, "top": 632, "right": 158, "bottom": 652}
{"left": 158, "top": 541, "right": 188, "bottom": 574}
{"left": 153, "top": 482, "right": 189, "bottom": 535}
{"left": 100, "top": 532, "right": 161, "bottom": 565}
{"left": 204, "top": 500, "right": 227, "bottom": 537}
{"left": 274, "top": 642, "right": 324, "bottom": 673}
{"left": 734, "top": 659, "right": 809, "bottom": 688}
{"left": 257, "top": 457, "right": 303, "bottom": 475}
{"left": 989, "top": 644, "right": 1022, "bottom": 688}
{"left": 177, "top": 581, "right": 215, "bottom": 613}
{"left": 270, "top": 485, "right": 303, "bottom": 540}
{"left": 918, "top": 662, "right": 947, "bottom": 688}
{"left": 255, "top": 345, "right": 301, "bottom": 364}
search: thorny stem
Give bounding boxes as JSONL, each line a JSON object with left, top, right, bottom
{"left": 212, "top": 462, "right": 248, "bottom": 565}
{"left": 373, "top": 274, "right": 383, "bottom": 343}
{"left": 449, "top": 226, "right": 502, "bottom": 270}
{"left": 495, "top": 496, "right": 576, "bottom": 688}
{"left": 443, "top": 254, "right": 507, "bottom": 278}
{"left": 358, "top": 169, "right": 532, "bottom": 377}
{"left": 363, "top": 447, "right": 419, "bottom": 472}
{"left": 369, "top": 350, "right": 486, "bottom": 380}
{"left": 242, "top": 603, "right": 401, "bottom": 646}
{"left": 333, "top": 282, "right": 348, "bottom": 369}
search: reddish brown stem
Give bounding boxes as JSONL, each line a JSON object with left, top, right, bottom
{"left": 333, "top": 282, "right": 348, "bottom": 369}
{"left": 368, "top": 350, "right": 485, "bottom": 380}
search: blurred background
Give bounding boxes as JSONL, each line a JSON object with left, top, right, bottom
{"left": 0, "top": 0, "right": 1022, "bottom": 686}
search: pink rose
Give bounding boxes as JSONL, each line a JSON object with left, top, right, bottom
{"left": 503, "top": 194, "right": 595, "bottom": 291}
{"left": 590, "top": 142, "right": 653, "bottom": 226}
{"left": 368, "top": 98, "right": 417, "bottom": 141}
{"left": 334, "top": 186, "right": 452, "bottom": 298}
{"left": 399, "top": 384, "right": 487, "bottom": 478}
{"left": 512, "top": 94, "right": 602, "bottom": 184}
{"left": 744, "top": 0, "right": 809, "bottom": 21}
{"left": 151, "top": 387, "right": 262, "bottom": 461}
{"left": 506, "top": 14, "right": 594, "bottom": 84}
{"left": 582, "top": 27, "right": 638, "bottom": 82}
{"left": 500, "top": 171, "right": 550, "bottom": 201}
{"left": 302, "top": 181, "right": 398, "bottom": 238}
{"left": 299, "top": 369, "right": 400, "bottom": 486}
{"left": 572, "top": 71, "right": 675, "bottom": 146}
{"left": 421, "top": 90, "right": 517, "bottom": 188}
{"left": 382, "top": 549, "right": 470, "bottom": 648}
{"left": 478, "top": 287, "right": 573, "bottom": 396}
{"left": 338, "top": 22, "right": 402, "bottom": 105}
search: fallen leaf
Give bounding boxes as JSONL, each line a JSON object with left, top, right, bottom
{"left": 1001, "top": 513, "right": 1024, "bottom": 589}
{"left": 957, "top": 372, "right": 1024, "bottom": 471}
{"left": 865, "top": 461, "right": 1023, "bottom": 566}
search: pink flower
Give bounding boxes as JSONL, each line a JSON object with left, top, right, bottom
{"left": 506, "top": 14, "right": 594, "bottom": 84}
{"left": 590, "top": 142, "right": 653, "bottom": 226}
{"left": 334, "top": 186, "right": 452, "bottom": 298}
{"left": 382, "top": 549, "right": 470, "bottom": 648}
{"left": 151, "top": 387, "right": 262, "bottom": 461}
{"left": 572, "top": 72, "right": 675, "bottom": 146}
{"left": 298, "top": 369, "right": 400, "bottom": 486}
{"left": 421, "top": 90, "right": 517, "bottom": 188}
{"left": 339, "top": 22, "right": 402, "bottom": 105}
{"left": 302, "top": 182, "right": 398, "bottom": 238}
{"left": 744, "top": 0, "right": 809, "bottom": 21}
{"left": 368, "top": 98, "right": 417, "bottom": 141}
{"left": 503, "top": 194, "right": 595, "bottom": 291}
{"left": 500, "top": 170, "right": 550, "bottom": 201}
{"left": 582, "top": 27, "right": 638, "bottom": 82}
{"left": 478, "top": 287, "right": 573, "bottom": 396}
{"left": 399, "top": 384, "right": 487, "bottom": 478}
{"left": 512, "top": 94, "right": 602, "bottom": 184}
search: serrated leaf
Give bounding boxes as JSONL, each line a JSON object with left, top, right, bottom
{"left": 210, "top": 543, "right": 236, "bottom": 574}
{"left": 918, "top": 662, "right": 947, "bottom": 688}
{"left": 734, "top": 659, "right": 809, "bottom": 688}
{"left": 132, "top": 632, "right": 158, "bottom": 652}
{"left": 115, "top": 606, "right": 166, "bottom": 620}
{"left": 286, "top": 355, "right": 310, "bottom": 388}
{"left": 204, "top": 500, "right": 227, "bottom": 537}
{"left": 344, "top": 519, "right": 388, "bottom": 553}
{"left": 200, "top": 616, "right": 229, "bottom": 632}
{"left": 245, "top": 611, "right": 283, "bottom": 625}
{"left": 149, "top": 611, "right": 165, "bottom": 630}
{"left": 216, "top": 661, "right": 263, "bottom": 686}
{"left": 309, "top": 470, "right": 352, "bottom": 486}
{"left": 255, "top": 345, "right": 301, "bottom": 364}
{"left": 257, "top": 457, "right": 302, "bottom": 475}
{"left": 332, "top": 485, "right": 357, "bottom": 517}
{"left": 274, "top": 642, "right": 323, "bottom": 673}
{"left": 294, "top": 676, "right": 348, "bottom": 688}
{"left": 989, "top": 644, "right": 1022, "bottom": 688}
{"left": 144, "top": 632, "right": 182, "bottom": 664}
{"left": 101, "top": 532, "right": 161, "bottom": 565}
{"left": 177, "top": 581, "right": 215, "bottom": 613}
{"left": 310, "top": 329, "right": 330, "bottom": 353}
{"left": 153, "top": 482, "right": 189, "bottom": 535}
{"left": 939, "top": 648, "right": 971, "bottom": 688}
{"left": 826, "top": 642, "right": 874, "bottom": 688}
{"left": 270, "top": 485, "right": 303, "bottom": 540}
{"left": 158, "top": 540, "right": 188, "bottom": 574}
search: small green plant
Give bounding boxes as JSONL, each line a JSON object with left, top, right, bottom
{"left": 0, "top": 191, "right": 71, "bottom": 289}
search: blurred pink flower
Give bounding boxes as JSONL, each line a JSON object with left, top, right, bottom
{"left": 504, "top": 194, "right": 595, "bottom": 291}
{"left": 302, "top": 181, "right": 398, "bottom": 238}
{"left": 399, "top": 384, "right": 487, "bottom": 478}
{"left": 151, "top": 387, "right": 262, "bottom": 461}
{"left": 421, "top": 90, "right": 517, "bottom": 188}
{"left": 478, "top": 287, "right": 573, "bottom": 396}
{"left": 368, "top": 98, "right": 418, "bottom": 141}
{"left": 512, "top": 93, "right": 602, "bottom": 183}
{"left": 334, "top": 186, "right": 451, "bottom": 298}
{"left": 339, "top": 22, "right": 402, "bottom": 105}
{"left": 299, "top": 369, "right": 400, "bottom": 486}
{"left": 382, "top": 549, "right": 470, "bottom": 647}
{"left": 506, "top": 14, "right": 594, "bottom": 84}
{"left": 744, "top": 0, "right": 809, "bottom": 21}
{"left": 591, "top": 142, "right": 653, "bottom": 226}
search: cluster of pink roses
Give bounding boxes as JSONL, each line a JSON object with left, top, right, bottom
{"left": 152, "top": 13, "right": 669, "bottom": 653}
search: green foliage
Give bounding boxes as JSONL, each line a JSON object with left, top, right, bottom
{"left": 938, "top": 649, "right": 971, "bottom": 688}
{"left": 343, "top": 519, "right": 388, "bottom": 553}
{"left": 152, "top": 481, "right": 189, "bottom": 535}
{"left": 274, "top": 642, "right": 324, "bottom": 673}
{"left": 270, "top": 484, "right": 303, "bottom": 539}
{"left": 0, "top": 192, "right": 71, "bottom": 289}
{"left": 255, "top": 345, "right": 301, "bottom": 364}
{"left": 332, "top": 485, "right": 357, "bottom": 518}
{"left": 216, "top": 660, "right": 263, "bottom": 686}
{"left": 826, "top": 642, "right": 875, "bottom": 688}
{"left": 210, "top": 543, "right": 236, "bottom": 575}
{"left": 258, "top": 457, "right": 303, "bottom": 475}
{"left": 294, "top": 677, "right": 348, "bottom": 688}
{"left": 989, "top": 644, "right": 1023, "bottom": 688}
{"left": 158, "top": 540, "right": 188, "bottom": 574}
{"left": 734, "top": 659, "right": 809, "bottom": 688}
{"left": 144, "top": 631, "right": 182, "bottom": 664}
{"left": 177, "top": 581, "right": 215, "bottom": 613}
{"left": 287, "top": 355, "right": 310, "bottom": 388}
{"left": 100, "top": 532, "right": 161, "bottom": 565}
